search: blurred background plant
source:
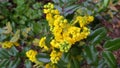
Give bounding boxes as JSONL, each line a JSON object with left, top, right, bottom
{"left": 0, "top": 0, "right": 46, "bottom": 68}
{"left": 0, "top": 0, "right": 120, "bottom": 68}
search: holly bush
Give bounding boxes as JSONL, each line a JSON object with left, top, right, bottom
{"left": 0, "top": 0, "right": 120, "bottom": 68}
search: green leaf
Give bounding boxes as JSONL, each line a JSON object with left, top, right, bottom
{"left": 57, "top": 59, "right": 67, "bottom": 68}
{"left": 70, "top": 46, "right": 81, "bottom": 56}
{"left": 98, "top": 0, "right": 110, "bottom": 13}
{"left": 53, "top": 0, "right": 79, "bottom": 16}
{"left": 8, "top": 46, "right": 18, "bottom": 56}
{"left": 0, "top": 28, "right": 4, "bottom": 34}
{"left": 0, "top": 34, "right": 6, "bottom": 42}
{"left": 7, "top": 60, "right": 14, "bottom": 68}
{"left": 61, "top": 53, "right": 70, "bottom": 63}
{"left": 0, "top": 2, "right": 10, "bottom": 17}
{"left": 57, "top": 53, "right": 70, "bottom": 68}
{"left": 0, "top": 48, "right": 10, "bottom": 59}
{"left": 97, "top": 59, "right": 106, "bottom": 68}
{"left": 68, "top": 56, "right": 80, "bottom": 68}
{"left": 88, "top": 27, "right": 107, "bottom": 45}
{"left": 13, "top": 0, "right": 25, "bottom": 5}
{"left": 0, "top": 59, "right": 9, "bottom": 67}
{"left": 38, "top": 58, "right": 50, "bottom": 63}
{"left": 103, "top": 0, "right": 110, "bottom": 8}
{"left": 64, "top": 5, "right": 79, "bottom": 16}
{"left": 0, "top": 47, "right": 20, "bottom": 68}
{"left": 10, "top": 29, "right": 20, "bottom": 42}
{"left": 102, "top": 51, "right": 117, "bottom": 68}
{"left": 53, "top": 0, "right": 60, "bottom": 3}
{"left": 33, "top": 2, "right": 41, "bottom": 9}
{"left": 7, "top": 58, "right": 20, "bottom": 68}
{"left": 37, "top": 53, "right": 50, "bottom": 63}
{"left": 25, "top": 59, "right": 32, "bottom": 68}
{"left": 104, "top": 38, "right": 120, "bottom": 51}
{"left": 72, "top": 58, "right": 80, "bottom": 68}
{"left": 33, "top": 23, "right": 42, "bottom": 34}
{"left": 11, "top": 58, "right": 21, "bottom": 68}
{"left": 84, "top": 45, "right": 98, "bottom": 66}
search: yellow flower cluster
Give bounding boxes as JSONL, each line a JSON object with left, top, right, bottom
{"left": 50, "top": 50, "right": 62, "bottom": 63}
{"left": 1, "top": 41, "right": 19, "bottom": 48}
{"left": 43, "top": 3, "right": 93, "bottom": 51}
{"left": 26, "top": 49, "right": 38, "bottom": 62}
{"left": 73, "top": 16, "right": 94, "bottom": 27}
{"left": 39, "top": 37, "right": 49, "bottom": 51}
{"left": 39, "top": 3, "right": 94, "bottom": 64}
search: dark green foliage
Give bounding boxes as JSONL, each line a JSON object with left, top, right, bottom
{"left": 103, "top": 51, "right": 117, "bottom": 68}
{"left": 104, "top": 38, "right": 120, "bottom": 51}
{"left": 0, "top": 46, "right": 20, "bottom": 68}
{"left": 84, "top": 27, "right": 119, "bottom": 68}
{"left": 88, "top": 27, "right": 107, "bottom": 45}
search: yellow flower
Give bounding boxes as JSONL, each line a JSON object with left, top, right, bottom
{"left": 44, "top": 3, "right": 54, "bottom": 9}
{"left": 73, "top": 16, "right": 94, "bottom": 27}
{"left": 46, "top": 13, "right": 53, "bottom": 21}
{"left": 26, "top": 49, "right": 38, "bottom": 62}
{"left": 54, "top": 9, "right": 60, "bottom": 15}
{"left": 39, "top": 37, "right": 49, "bottom": 51}
{"left": 44, "top": 9, "right": 50, "bottom": 14}
{"left": 43, "top": 5, "right": 47, "bottom": 8}
{"left": 62, "top": 26, "right": 81, "bottom": 44}
{"left": 50, "top": 39, "right": 60, "bottom": 48}
{"left": 50, "top": 50, "right": 62, "bottom": 63}
{"left": 87, "top": 16, "right": 94, "bottom": 22}
{"left": 48, "top": 3, "right": 54, "bottom": 9}
{"left": 2, "top": 41, "right": 13, "bottom": 48}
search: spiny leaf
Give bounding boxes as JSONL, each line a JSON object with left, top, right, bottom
{"left": 84, "top": 45, "right": 98, "bottom": 65}
{"left": 102, "top": 51, "right": 117, "bottom": 68}
{"left": 88, "top": 27, "right": 107, "bottom": 45}
{"left": 104, "top": 38, "right": 120, "bottom": 51}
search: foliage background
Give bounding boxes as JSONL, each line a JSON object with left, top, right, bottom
{"left": 0, "top": 0, "right": 120, "bottom": 68}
